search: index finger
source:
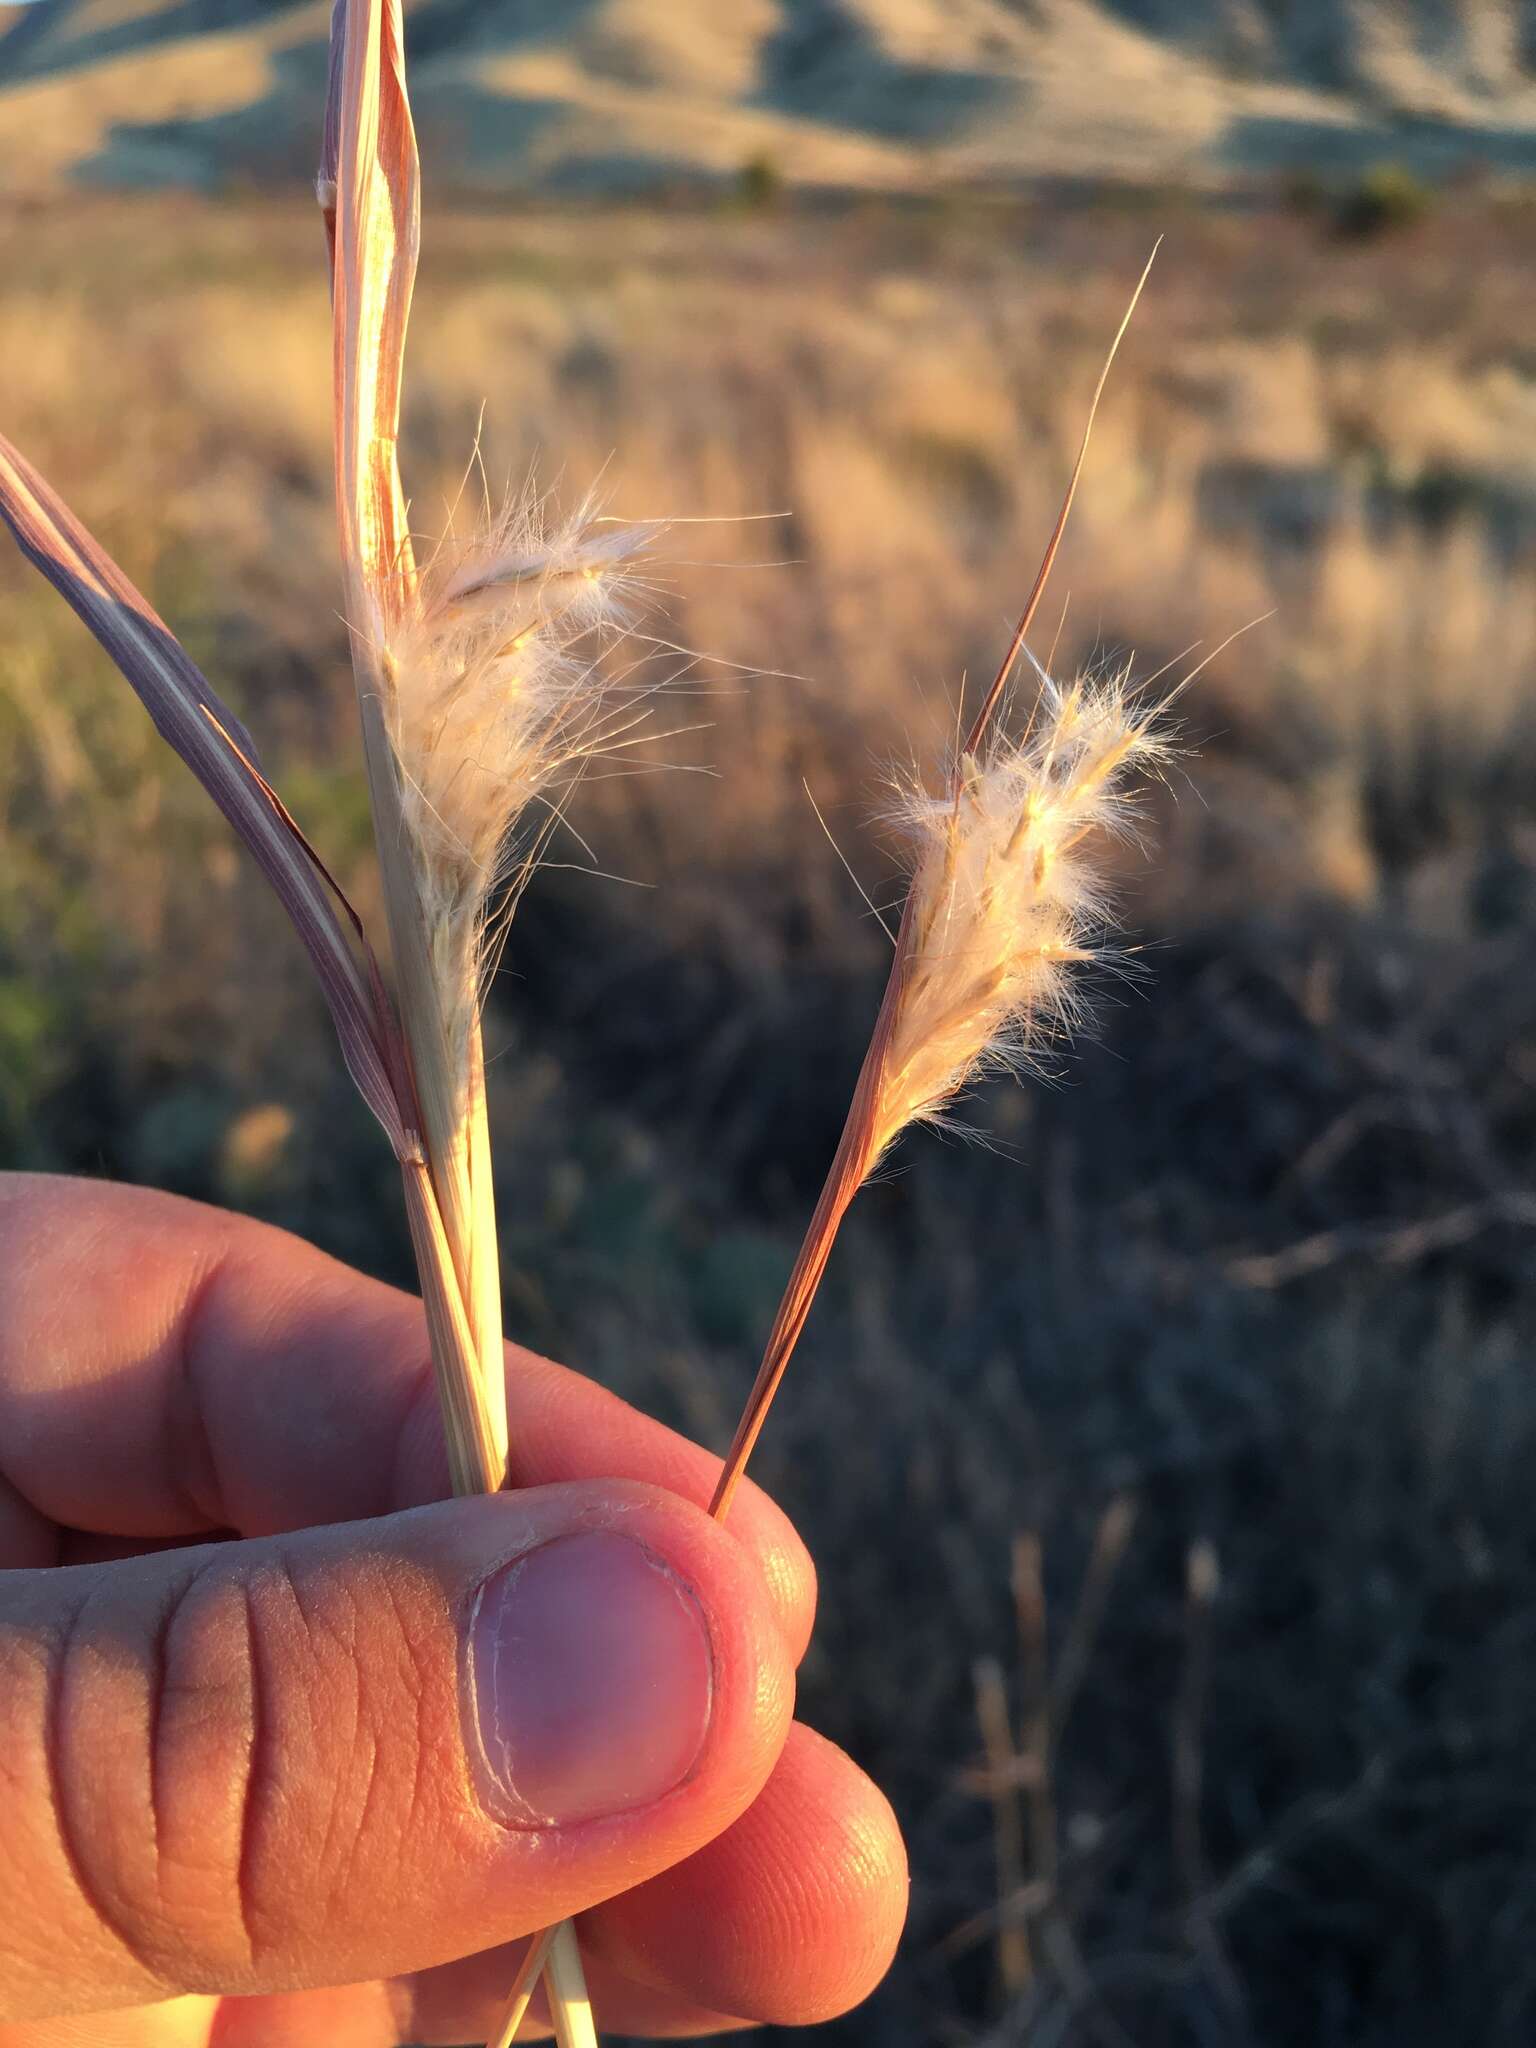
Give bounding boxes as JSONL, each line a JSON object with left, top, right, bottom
{"left": 0, "top": 1174, "right": 815, "bottom": 1659}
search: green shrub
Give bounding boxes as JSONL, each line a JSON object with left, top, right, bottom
{"left": 735, "top": 151, "right": 782, "bottom": 212}
{"left": 1334, "top": 161, "right": 1433, "bottom": 239}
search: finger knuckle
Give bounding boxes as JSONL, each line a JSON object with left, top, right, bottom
{"left": 148, "top": 1548, "right": 338, "bottom": 1981}
{"left": 146, "top": 1555, "right": 268, "bottom": 1979}
{"left": 175, "top": 1547, "right": 442, "bottom": 1975}
{"left": 1, "top": 1540, "right": 454, "bottom": 2008}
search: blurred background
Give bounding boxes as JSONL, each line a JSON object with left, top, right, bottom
{"left": 4, "top": 4, "right": 1536, "bottom": 2044}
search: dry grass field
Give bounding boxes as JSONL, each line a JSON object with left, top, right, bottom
{"left": 4, "top": 185, "right": 1536, "bottom": 2044}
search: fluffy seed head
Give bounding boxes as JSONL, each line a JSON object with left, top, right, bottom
{"left": 376, "top": 486, "right": 652, "bottom": 1061}
{"left": 871, "top": 664, "right": 1168, "bottom": 1161}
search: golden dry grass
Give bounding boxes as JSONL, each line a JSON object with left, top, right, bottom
{"left": 6, "top": 195, "right": 1533, "bottom": 960}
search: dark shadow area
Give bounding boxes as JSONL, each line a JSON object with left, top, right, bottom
{"left": 1221, "top": 108, "right": 1536, "bottom": 180}
{"left": 753, "top": 0, "right": 1014, "bottom": 143}
{"left": 403, "top": 0, "right": 604, "bottom": 63}
{"left": 1197, "top": 456, "right": 1536, "bottom": 565}
{"left": 74, "top": 33, "right": 570, "bottom": 193}
{"left": 75, "top": 31, "right": 332, "bottom": 190}
{"left": 0, "top": 0, "right": 315, "bottom": 85}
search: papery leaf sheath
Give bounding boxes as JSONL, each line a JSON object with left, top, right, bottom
{"left": 329, "top": 0, "right": 419, "bottom": 632}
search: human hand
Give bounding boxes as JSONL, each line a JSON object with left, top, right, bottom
{"left": 0, "top": 1176, "right": 906, "bottom": 2045}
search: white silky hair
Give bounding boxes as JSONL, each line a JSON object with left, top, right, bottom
{"left": 377, "top": 488, "right": 653, "bottom": 1071}
{"left": 873, "top": 664, "right": 1170, "bottom": 1159}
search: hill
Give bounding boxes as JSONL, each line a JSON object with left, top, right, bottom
{"left": 0, "top": 0, "right": 1535, "bottom": 200}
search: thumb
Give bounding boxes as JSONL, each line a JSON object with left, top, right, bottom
{"left": 0, "top": 1481, "right": 793, "bottom": 2024}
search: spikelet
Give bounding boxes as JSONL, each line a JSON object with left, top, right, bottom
{"left": 871, "top": 664, "right": 1168, "bottom": 1161}
{"left": 378, "top": 492, "right": 650, "bottom": 1087}
{"left": 707, "top": 245, "right": 1171, "bottom": 1521}
{"left": 707, "top": 660, "right": 1173, "bottom": 1519}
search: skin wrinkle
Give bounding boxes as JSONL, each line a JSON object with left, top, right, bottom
{"left": 0, "top": 1652, "right": 36, "bottom": 1988}
{"left": 44, "top": 1591, "right": 96, "bottom": 1959}
{"left": 393, "top": 1569, "right": 439, "bottom": 1851}
{"left": 231, "top": 1576, "right": 264, "bottom": 1974}
{"left": 51, "top": 1579, "right": 172, "bottom": 2001}
{"left": 144, "top": 1580, "right": 175, "bottom": 1873}
{"left": 343, "top": 1713, "right": 384, "bottom": 1918}
{"left": 151, "top": 1552, "right": 246, "bottom": 1976}
{"left": 238, "top": 1544, "right": 352, "bottom": 1973}
{"left": 346, "top": 1567, "right": 426, "bottom": 1902}
{"left": 320, "top": 1567, "right": 369, "bottom": 1918}
{"left": 333, "top": 1622, "right": 385, "bottom": 1925}
{"left": 318, "top": 1566, "right": 405, "bottom": 1926}
{"left": 170, "top": 1258, "right": 232, "bottom": 1533}
{"left": 291, "top": 1563, "right": 352, "bottom": 1924}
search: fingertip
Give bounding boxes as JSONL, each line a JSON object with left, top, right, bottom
{"left": 724, "top": 1475, "right": 820, "bottom": 1667}
{"left": 703, "top": 1469, "right": 819, "bottom": 1673}
{"left": 588, "top": 1721, "right": 908, "bottom": 2027}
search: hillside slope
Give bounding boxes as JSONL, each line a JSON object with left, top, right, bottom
{"left": 1, "top": 0, "right": 1534, "bottom": 194}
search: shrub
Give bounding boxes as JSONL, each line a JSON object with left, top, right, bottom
{"left": 1334, "top": 161, "right": 1433, "bottom": 239}
{"left": 736, "top": 150, "right": 783, "bottom": 211}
